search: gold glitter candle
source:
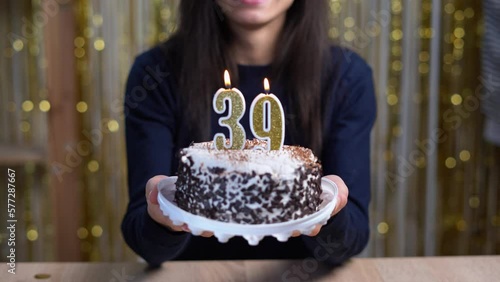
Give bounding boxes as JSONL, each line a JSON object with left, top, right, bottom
{"left": 213, "top": 70, "right": 247, "bottom": 150}
{"left": 250, "top": 78, "right": 285, "bottom": 151}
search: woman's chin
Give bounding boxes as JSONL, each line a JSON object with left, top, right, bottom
{"left": 217, "top": 0, "right": 292, "bottom": 29}
{"left": 227, "top": 12, "right": 270, "bottom": 28}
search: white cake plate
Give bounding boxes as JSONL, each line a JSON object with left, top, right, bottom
{"left": 157, "top": 176, "right": 338, "bottom": 246}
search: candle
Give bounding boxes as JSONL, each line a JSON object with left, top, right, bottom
{"left": 250, "top": 78, "right": 285, "bottom": 150}
{"left": 213, "top": 70, "right": 246, "bottom": 150}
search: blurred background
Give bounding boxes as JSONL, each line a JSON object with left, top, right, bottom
{"left": 0, "top": 0, "right": 499, "bottom": 262}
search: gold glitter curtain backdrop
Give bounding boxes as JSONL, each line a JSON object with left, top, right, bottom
{"left": 73, "top": 0, "right": 178, "bottom": 261}
{"left": 1, "top": 0, "right": 498, "bottom": 262}
{"left": 1, "top": 0, "right": 53, "bottom": 261}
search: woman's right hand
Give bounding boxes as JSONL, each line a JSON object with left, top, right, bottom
{"left": 145, "top": 175, "right": 214, "bottom": 237}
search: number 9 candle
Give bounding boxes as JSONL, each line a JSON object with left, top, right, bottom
{"left": 250, "top": 78, "right": 285, "bottom": 151}
{"left": 213, "top": 70, "right": 246, "bottom": 150}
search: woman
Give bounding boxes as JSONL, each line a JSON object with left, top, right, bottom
{"left": 122, "top": 0, "right": 376, "bottom": 267}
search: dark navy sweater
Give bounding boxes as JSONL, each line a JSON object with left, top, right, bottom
{"left": 122, "top": 45, "right": 376, "bottom": 267}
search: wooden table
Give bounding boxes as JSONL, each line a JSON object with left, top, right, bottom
{"left": 2, "top": 256, "right": 499, "bottom": 282}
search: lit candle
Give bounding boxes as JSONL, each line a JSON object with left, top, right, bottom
{"left": 213, "top": 70, "right": 246, "bottom": 150}
{"left": 249, "top": 78, "right": 285, "bottom": 150}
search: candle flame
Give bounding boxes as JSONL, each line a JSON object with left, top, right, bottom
{"left": 224, "top": 70, "right": 232, "bottom": 89}
{"left": 264, "top": 78, "right": 270, "bottom": 94}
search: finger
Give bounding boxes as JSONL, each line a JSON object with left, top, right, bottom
{"left": 145, "top": 175, "right": 168, "bottom": 205}
{"left": 164, "top": 220, "right": 185, "bottom": 233}
{"left": 325, "top": 175, "right": 347, "bottom": 195}
{"left": 306, "top": 225, "right": 322, "bottom": 237}
{"left": 183, "top": 227, "right": 213, "bottom": 237}
{"left": 181, "top": 224, "right": 190, "bottom": 232}
{"left": 332, "top": 189, "right": 349, "bottom": 216}
{"left": 336, "top": 192, "right": 349, "bottom": 215}
{"left": 200, "top": 231, "right": 214, "bottom": 237}
{"left": 148, "top": 187, "right": 159, "bottom": 205}
{"left": 325, "top": 175, "right": 349, "bottom": 216}
{"left": 291, "top": 225, "right": 321, "bottom": 237}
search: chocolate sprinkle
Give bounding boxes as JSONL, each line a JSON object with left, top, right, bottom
{"left": 175, "top": 139, "right": 323, "bottom": 224}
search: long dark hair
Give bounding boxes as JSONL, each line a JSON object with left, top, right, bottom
{"left": 163, "top": 0, "right": 331, "bottom": 154}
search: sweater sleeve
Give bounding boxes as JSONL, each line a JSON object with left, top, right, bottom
{"left": 121, "top": 52, "right": 191, "bottom": 267}
{"left": 482, "top": 0, "right": 500, "bottom": 145}
{"left": 302, "top": 53, "right": 376, "bottom": 265}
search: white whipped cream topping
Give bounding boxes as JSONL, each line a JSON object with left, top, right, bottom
{"left": 182, "top": 149, "right": 296, "bottom": 177}
{"left": 182, "top": 141, "right": 316, "bottom": 178}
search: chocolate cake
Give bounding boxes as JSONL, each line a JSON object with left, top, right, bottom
{"left": 174, "top": 139, "right": 323, "bottom": 224}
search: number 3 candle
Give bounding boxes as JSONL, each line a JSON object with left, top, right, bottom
{"left": 213, "top": 70, "right": 246, "bottom": 150}
{"left": 250, "top": 78, "right": 285, "bottom": 151}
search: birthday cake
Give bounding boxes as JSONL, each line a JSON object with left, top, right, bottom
{"left": 174, "top": 139, "right": 323, "bottom": 224}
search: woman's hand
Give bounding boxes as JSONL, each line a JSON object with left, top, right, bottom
{"left": 293, "top": 175, "right": 349, "bottom": 237}
{"left": 145, "top": 175, "right": 214, "bottom": 237}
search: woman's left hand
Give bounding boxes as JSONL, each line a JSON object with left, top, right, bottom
{"left": 292, "top": 175, "right": 349, "bottom": 237}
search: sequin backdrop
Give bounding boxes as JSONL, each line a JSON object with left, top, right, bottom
{"left": 0, "top": 0, "right": 498, "bottom": 261}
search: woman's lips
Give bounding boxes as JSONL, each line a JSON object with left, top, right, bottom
{"left": 238, "top": 0, "right": 267, "bottom": 6}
